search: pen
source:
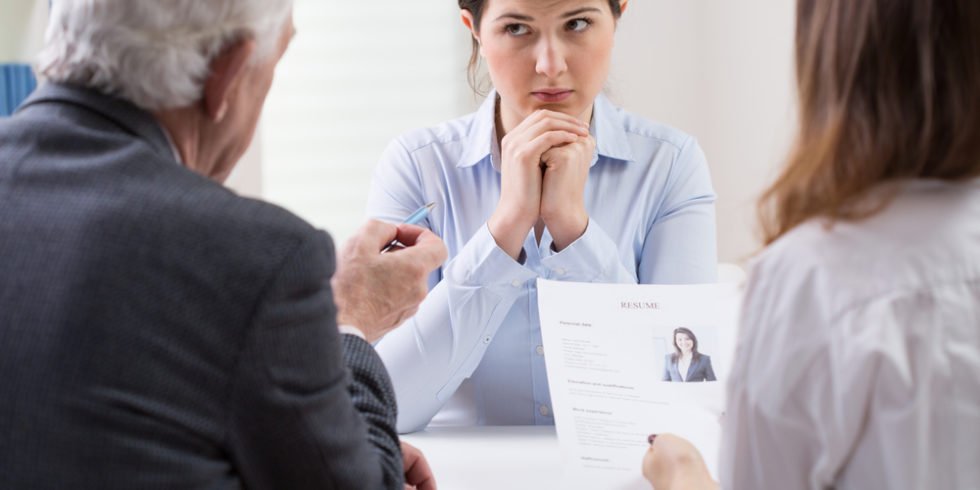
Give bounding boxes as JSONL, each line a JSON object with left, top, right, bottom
{"left": 381, "top": 202, "right": 436, "bottom": 253}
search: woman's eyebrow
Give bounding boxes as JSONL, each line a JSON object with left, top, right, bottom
{"left": 493, "top": 6, "right": 602, "bottom": 23}
{"left": 494, "top": 12, "right": 534, "bottom": 22}
{"left": 561, "top": 7, "right": 602, "bottom": 18}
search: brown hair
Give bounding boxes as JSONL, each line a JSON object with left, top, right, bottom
{"left": 458, "top": 0, "right": 624, "bottom": 93}
{"left": 671, "top": 327, "right": 701, "bottom": 364}
{"left": 758, "top": 0, "right": 980, "bottom": 245}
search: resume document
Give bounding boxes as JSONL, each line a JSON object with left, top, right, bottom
{"left": 538, "top": 279, "right": 740, "bottom": 489}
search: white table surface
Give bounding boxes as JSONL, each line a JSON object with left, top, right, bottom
{"left": 401, "top": 426, "right": 565, "bottom": 490}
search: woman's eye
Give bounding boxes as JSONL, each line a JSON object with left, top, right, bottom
{"left": 505, "top": 24, "right": 530, "bottom": 36}
{"left": 566, "top": 18, "right": 592, "bottom": 32}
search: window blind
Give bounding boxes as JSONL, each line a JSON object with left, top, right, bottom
{"left": 260, "top": 0, "right": 474, "bottom": 246}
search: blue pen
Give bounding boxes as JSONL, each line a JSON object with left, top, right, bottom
{"left": 381, "top": 202, "right": 436, "bottom": 253}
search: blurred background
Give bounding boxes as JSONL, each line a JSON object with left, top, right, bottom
{"left": 2, "top": 0, "right": 797, "bottom": 265}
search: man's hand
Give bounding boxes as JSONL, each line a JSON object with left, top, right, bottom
{"left": 642, "top": 434, "right": 718, "bottom": 490}
{"left": 401, "top": 441, "right": 436, "bottom": 490}
{"left": 331, "top": 220, "right": 447, "bottom": 343}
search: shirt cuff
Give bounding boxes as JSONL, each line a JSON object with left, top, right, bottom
{"left": 540, "top": 219, "right": 632, "bottom": 282}
{"left": 446, "top": 224, "right": 538, "bottom": 288}
{"left": 338, "top": 324, "right": 367, "bottom": 340}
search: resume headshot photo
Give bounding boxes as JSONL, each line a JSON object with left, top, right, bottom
{"left": 662, "top": 327, "right": 717, "bottom": 383}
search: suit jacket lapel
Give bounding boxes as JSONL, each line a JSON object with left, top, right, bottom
{"left": 685, "top": 357, "right": 698, "bottom": 380}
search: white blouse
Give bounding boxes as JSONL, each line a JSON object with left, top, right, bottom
{"left": 720, "top": 179, "right": 980, "bottom": 489}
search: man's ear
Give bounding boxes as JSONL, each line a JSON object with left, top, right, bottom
{"left": 619, "top": 0, "right": 629, "bottom": 14}
{"left": 202, "top": 39, "right": 256, "bottom": 123}
{"left": 460, "top": 10, "right": 482, "bottom": 50}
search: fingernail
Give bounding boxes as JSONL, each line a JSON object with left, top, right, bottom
{"left": 647, "top": 434, "right": 657, "bottom": 445}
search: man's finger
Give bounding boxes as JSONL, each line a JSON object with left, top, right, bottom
{"left": 351, "top": 219, "right": 400, "bottom": 252}
{"left": 392, "top": 224, "right": 429, "bottom": 246}
{"left": 394, "top": 228, "right": 447, "bottom": 267}
{"left": 402, "top": 442, "right": 437, "bottom": 490}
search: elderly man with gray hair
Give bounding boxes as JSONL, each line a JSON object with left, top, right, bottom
{"left": 0, "top": 1, "right": 444, "bottom": 489}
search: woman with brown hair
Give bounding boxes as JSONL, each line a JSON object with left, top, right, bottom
{"left": 643, "top": 0, "right": 980, "bottom": 488}
{"left": 367, "top": 0, "right": 718, "bottom": 433}
{"left": 662, "top": 327, "right": 716, "bottom": 383}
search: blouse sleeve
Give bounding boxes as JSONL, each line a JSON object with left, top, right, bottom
{"left": 366, "top": 138, "right": 537, "bottom": 432}
{"left": 637, "top": 136, "right": 717, "bottom": 284}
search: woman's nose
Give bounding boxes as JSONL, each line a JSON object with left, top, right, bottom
{"left": 535, "top": 39, "right": 568, "bottom": 79}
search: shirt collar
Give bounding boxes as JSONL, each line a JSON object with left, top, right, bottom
{"left": 591, "top": 92, "right": 635, "bottom": 163}
{"left": 456, "top": 90, "right": 635, "bottom": 170}
{"left": 457, "top": 90, "right": 500, "bottom": 169}
{"left": 159, "top": 124, "right": 185, "bottom": 166}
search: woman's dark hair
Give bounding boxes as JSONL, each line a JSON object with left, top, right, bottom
{"left": 758, "top": 0, "right": 980, "bottom": 245}
{"left": 671, "top": 327, "right": 700, "bottom": 363}
{"left": 458, "top": 0, "right": 624, "bottom": 93}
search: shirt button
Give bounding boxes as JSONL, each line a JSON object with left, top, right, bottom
{"left": 553, "top": 267, "right": 566, "bottom": 276}
{"left": 511, "top": 279, "right": 522, "bottom": 288}
{"left": 482, "top": 336, "right": 492, "bottom": 344}
{"left": 535, "top": 345, "right": 544, "bottom": 356}
{"left": 539, "top": 404, "right": 551, "bottom": 417}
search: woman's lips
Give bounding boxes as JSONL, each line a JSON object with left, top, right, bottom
{"left": 531, "top": 89, "right": 573, "bottom": 103}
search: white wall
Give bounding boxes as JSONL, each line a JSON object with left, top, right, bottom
{"left": 0, "top": 0, "right": 48, "bottom": 62}
{"left": 255, "top": 0, "right": 471, "bottom": 246}
{"left": 224, "top": 132, "right": 264, "bottom": 199}
{"left": 610, "top": 0, "right": 798, "bottom": 263}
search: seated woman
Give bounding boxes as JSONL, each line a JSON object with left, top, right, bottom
{"left": 367, "top": 0, "right": 718, "bottom": 432}
{"left": 643, "top": 0, "right": 980, "bottom": 488}
{"left": 662, "top": 327, "right": 716, "bottom": 382}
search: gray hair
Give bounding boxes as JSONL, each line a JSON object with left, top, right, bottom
{"left": 38, "top": 0, "right": 293, "bottom": 111}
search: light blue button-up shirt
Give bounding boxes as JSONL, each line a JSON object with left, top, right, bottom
{"left": 367, "top": 91, "right": 717, "bottom": 432}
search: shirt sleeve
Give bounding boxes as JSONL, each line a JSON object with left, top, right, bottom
{"left": 637, "top": 136, "right": 717, "bottom": 284}
{"left": 366, "top": 139, "right": 538, "bottom": 433}
{"left": 365, "top": 139, "right": 430, "bottom": 227}
{"left": 537, "top": 219, "right": 638, "bottom": 283}
{"left": 375, "top": 225, "right": 537, "bottom": 432}
{"left": 703, "top": 356, "right": 717, "bottom": 382}
{"left": 226, "top": 231, "right": 403, "bottom": 490}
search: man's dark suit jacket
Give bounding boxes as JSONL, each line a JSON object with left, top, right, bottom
{"left": 0, "top": 83, "right": 403, "bottom": 489}
{"left": 662, "top": 353, "right": 717, "bottom": 382}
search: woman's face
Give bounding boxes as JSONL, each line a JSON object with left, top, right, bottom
{"left": 675, "top": 333, "right": 694, "bottom": 355}
{"left": 466, "top": 0, "right": 619, "bottom": 129}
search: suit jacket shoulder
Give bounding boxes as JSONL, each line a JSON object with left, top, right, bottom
{"left": 0, "top": 83, "right": 401, "bottom": 489}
